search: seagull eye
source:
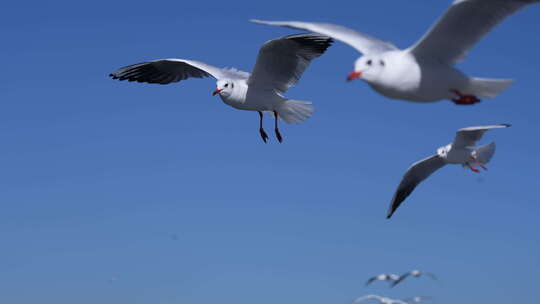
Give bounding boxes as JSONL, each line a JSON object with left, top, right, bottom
{"left": 224, "top": 83, "right": 229, "bottom": 88}
{"left": 367, "top": 60, "right": 372, "bottom": 66}
{"left": 380, "top": 60, "right": 385, "bottom": 66}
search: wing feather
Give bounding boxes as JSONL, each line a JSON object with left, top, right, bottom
{"left": 409, "top": 0, "right": 539, "bottom": 64}
{"left": 387, "top": 155, "right": 446, "bottom": 219}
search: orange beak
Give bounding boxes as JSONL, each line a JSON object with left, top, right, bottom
{"left": 212, "top": 88, "right": 222, "bottom": 96}
{"left": 347, "top": 71, "right": 362, "bottom": 81}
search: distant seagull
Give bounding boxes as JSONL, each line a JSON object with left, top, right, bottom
{"left": 403, "top": 296, "right": 433, "bottom": 303}
{"left": 387, "top": 124, "right": 510, "bottom": 218}
{"left": 251, "top": 0, "right": 540, "bottom": 105}
{"left": 354, "top": 295, "right": 406, "bottom": 304}
{"left": 110, "top": 34, "right": 332, "bottom": 143}
{"left": 392, "top": 270, "right": 437, "bottom": 287}
{"left": 365, "top": 274, "right": 400, "bottom": 286}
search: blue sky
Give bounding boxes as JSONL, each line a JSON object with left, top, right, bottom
{"left": 1, "top": 1, "right": 539, "bottom": 303}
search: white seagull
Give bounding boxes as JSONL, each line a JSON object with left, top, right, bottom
{"left": 387, "top": 124, "right": 510, "bottom": 218}
{"left": 392, "top": 270, "right": 437, "bottom": 287}
{"left": 251, "top": 0, "right": 540, "bottom": 105}
{"left": 354, "top": 295, "right": 406, "bottom": 304}
{"left": 109, "top": 34, "right": 333, "bottom": 143}
{"left": 403, "top": 296, "right": 433, "bottom": 303}
{"left": 365, "top": 274, "right": 400, "bottom": 286}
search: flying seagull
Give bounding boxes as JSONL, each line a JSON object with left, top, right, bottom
{"left": 403, "top": 296, "right": 433, "bottom": 303}
{"left": 387, "top": 124, "right": 510, "bottom": 218}
{"left": 354, "top": 295, "right": 406, "bottom": 304}
{"left": 365, "top": 274, "right": 400, "bottom": 286}
{"left": 392, "top": 270, "right": 437, "bottom": 287}
{"left": 110, "top": 34, "right": 333, "bottom": 143}
{"left": 251, "top": 0, "right": 540, "bottom": 105}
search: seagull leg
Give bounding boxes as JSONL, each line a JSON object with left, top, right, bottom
{"left": 258, "top": 111, "right": 269, "bottom": 143}
{"left": 273, "top": 110, "right": 283, "bottom": 143}
{"left": 470, "top": 156, "right": 488, "bottom": 171}
{"left": 466, "top": 162, "right": 481, "bottom": 173}
{"left": 450, "top": 89, "right": 481, "bottom": 105}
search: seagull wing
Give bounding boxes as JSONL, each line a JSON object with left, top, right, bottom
{"left": 391, "top": 273, "right": 411, "bottom": 287}
{"left": 247, "top": 33, "right": 332, "bottom": 93}
{"left": 387, "top": 155, "right": 446, "bottom": 219}
{"left": 250, "top": 19, "right": 397, "bottom": 55}
{"left": 365, "top": 276, "right": 378, "bottom": 286}
{"left": 109, "top": 59, "right": 249, "bottom": 84}
{"left": 452, "top": 124, "right": 510, "bottom": 148}
{"left": 409, "top": 0, "right": 539, "bottom": 64}
{"left": 353, "top": 295, "right": 385, "bottom": 304}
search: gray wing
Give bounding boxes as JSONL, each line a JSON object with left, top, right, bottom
{"left": 387, "top": 155, "right": 446, "bottom": 219}
{"left": 109, "top": 58, "right": 249, "bottom": 85}
{"left": 353, "top": 295, "right": 385, "bottom": 304}
{"left": 251, "top": 19, "right": 397, "bottom": 55}
{"left": 391, "top": 273, "right": 411, "bottom": 287}
{"left": 409, "top": 0, "right": 540, "bottom": 64}
{"left": 247, "top": 33, "right": 333, "bottom": 93}
{"left": 452, "top": 124, "right": 510, "bottom": 148}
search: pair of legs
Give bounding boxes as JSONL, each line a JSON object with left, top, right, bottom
{"left": 466, "top": 156, "right": 488, "bottom": 173}
{"left": 450, "top": 89, "right": 481, "bottom": 105}
{"left": 258, "top": 111, "right": 283, "bottom": 143}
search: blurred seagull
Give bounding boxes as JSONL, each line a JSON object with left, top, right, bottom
{"left": 354, "top": 295, "right": 404, "bottom": 304}
{"left": 251, "top": 0, "right": 540, "bottom": 105}
{"left": 365, "top": 274, "right": 400, "bottom": 286}
{"left": 392, "top": 270, "right": 437, "bottom": 287}
{"left": 110, "top": 34, "right": 332, "bottom": 143}
{"left": 403, "top": 296, "right": 433, "bottom": 303}
{"left": 387, "top": 124, "right": 510, "bottom": 218}
{"left": 354, "top": 295, "right": 406, "bottom": 304}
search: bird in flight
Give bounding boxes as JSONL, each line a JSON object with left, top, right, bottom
{"left": 365, "top": 273, "right": 400, "bottom": 286}
{"left": 391, "top": 270, "right": 437, "bottom": 287}
{"left": 387, "top": 124, "right": 510, "bottom": 218}
{"left": 252, "top": 0, "right": 540, "bottom": 105}
{"left": 110, "top": 34, "right": 333, "bottom": 143}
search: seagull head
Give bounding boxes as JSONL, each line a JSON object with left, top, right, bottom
{"left": 213, "top": 80, "right": 234, "bottom": 97}
{"left": 437, "top": 145, "right": 450, "bottom": 158}
{"left": 348, "top": 56, "right": 386, "bottom": 82}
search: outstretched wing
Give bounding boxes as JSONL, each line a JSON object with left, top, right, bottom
{"left": 247, "top": 33, "right": 332, "bottom": 93}
{"left": 391, "top": 273, "right": 411, "bottom": 287}
{"left": 452, "top": 124, "right": 510, "bottom": 148}
{"left": 387, "top": 155, "right": 446, "bottom": 219}
{"left": 109, "top": 59, "right": 249, "bottom": 85}
{"left": 251, "top": 19, "right": 397, "bottom": 55}
{"left": 409, "top": 0, "right": 540, "bottom": 64}
{"left": 353, "top": 295, "right": 385, "bottom": 304}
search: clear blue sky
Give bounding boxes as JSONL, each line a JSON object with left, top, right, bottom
{"left": 1, "top": 1, "right": 539, "bottom": 303}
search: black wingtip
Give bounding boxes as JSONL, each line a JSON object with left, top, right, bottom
{"left": 501, "top": 123, "right": 512, "bottom": 127}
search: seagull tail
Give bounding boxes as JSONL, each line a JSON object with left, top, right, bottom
{"left": 467, "top": 78, "right": 513, "bottom": 98}
{"left": 473, "top": 142, "right": 496, "bottom": 164}
{"left": 276, "top": 99, "right": 314, "bottom": 124}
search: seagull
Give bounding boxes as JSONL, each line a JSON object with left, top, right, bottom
{"left": 387, "top": 124, "right": 510, "bottom": 218}
{"left": 403, "top": 296, "right": 433, "bottom": 303}
{"left": 365, "top": 274, "right": 400, "bottom": 286}
{"left": 251, "top": 0, "right": 540, "bottom": 105}
{"left": 109, "top": 34, "right": 333, "bottom": 143}
{"left": 392, "top": 270, "right": 437, "bottom": 287}
{"left": 354, "top": 295, "right": 406, "bottom": 304}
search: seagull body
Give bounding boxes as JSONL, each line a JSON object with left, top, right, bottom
{"left": 387, "top": 124, "right": 510, "bottom": 218}
{"left": 392, "top": 270, "right": 437, "bottom": 287}
{"left": 252, "top": 0, "right": 540, "bottom": 105}
{"left": 365, "top": 274, "right": 400, "bottom": 286}
{"left": 110, "top": 34, "right": 333, "bottom": 142}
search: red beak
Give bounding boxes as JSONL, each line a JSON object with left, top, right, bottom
{"left": 347, "top": 71, "right": 362, "bottom": 81}
{"left": 212, "top": 88, "right": 222, "bottom": 96}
